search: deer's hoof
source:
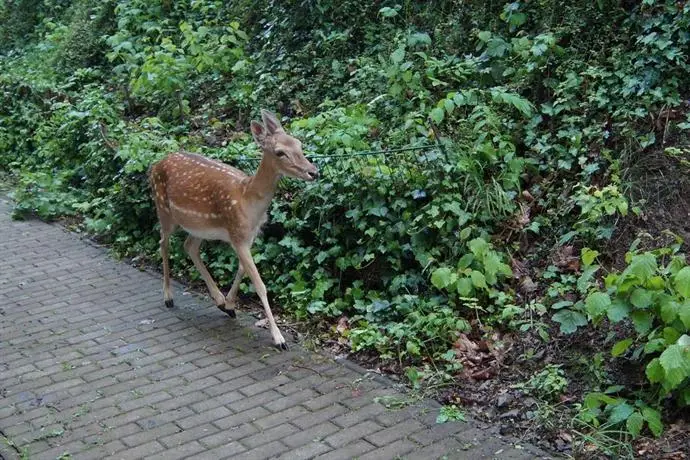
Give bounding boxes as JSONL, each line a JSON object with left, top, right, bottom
{"left": 217, "top": 304, "right": 236, "bottom": 318}
{"left": 165, "top": 299, "right": 174, "bottom": 308}
{"left": 276, "top": 342, "right": 289, "bottom": 351}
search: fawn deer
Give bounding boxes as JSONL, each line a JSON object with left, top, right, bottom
{"left": 148, "top": 110, "right": 319, "bottom": 349}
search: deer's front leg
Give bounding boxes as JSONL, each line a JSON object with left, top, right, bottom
{"left": 234, "top": 245, "right": 287, "bottom": 350}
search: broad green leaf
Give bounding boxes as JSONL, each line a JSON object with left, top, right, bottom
{"left": 644, "top": 338, "right": 666, "bottom": 354}
{"left": 431, "top": 267, "right": 456, "bottom": 290}
{"left": 585, "top": 292, "right": 611, "bottom": 319}
{"left": 641, "top": 407, "right": 663, "bottom": 437}
{"left": 406, "top": 340, "right": 420, "bottom": 355}
{"left": 584, "top": 392, "right": 617, "bottom": 409}
{"left": 659, "top": 344, "right": 690, "bottom": 388}
{"left": 663, "top": 327, "right": 681, "bottom": 345}
{"left": 611, "top": 338, "right": 633, "bottom": 357}
{"left": 626, "top": 411, "right": 644, "bottom": 438}
{"left": 408, "top": 32, "right": 432, "bottom": 46}
{"left": 646, "top": 358, "right": 664, "bottom": 383}
{"left": 679, "top": 388, "right": 690, "bottom": 407}
{"left": 577, "top": 265, "right": 599, "bottom": 293}
{"left": 625, "top": 253, "right": 657, "bottom": 282}
{"left": 456, "top": 277, "right": 473, "bottom": 296}
{"left": 607, "top": 402, "right": 634, "bottom": 425}
{"left": 477, "top": 30, "right": 492, "bottom": 42}
{"left": 458, "top": 253, "right": 474, "bottom": 269}
{"left": 607, "top": 299, "right": 631, "bottom": 323}
{"left": 552, "top": 309, "right": 588, "bottom": 334}
{"left": 630, "top": 288, "right": 653, "bottom": 309}
{"left": 647, "top": 275, "right": 665, "bottom": 290}
{"left": 660, "top": 298, "right": 679, "bottom": 324}
{"left": 680, "top": 300, "right": 690, "bottom": 328}
{"left": 581, "top": 248, "right": 600, "bottom": 267}
{"left": 379, "top": 6, "right": 399, "bottom": 17}
{"left": 551, "top": 300, "right": 574, "bottom": 310}
{"left": 430, "top": 107, "right": 445, "bottom": 124}
{"left": 470, "top": 270, "right": 487, "bottom": 289}
{"left": 631, "top": 311, "right": 653, "bottom": 335}
{"left": 490, "top": 89, "right": 533, "bottom": 116}
{"left": 459, "top": 227, "right": 472, "bottom": 240}
{"left": 674, "top": 267, "right": 690, "bottom": 298}
{"left": 391, "top": 47, "right": 405, "bottom": 64}
{"left": 468, "top": 238, "right": 489, "bottom": 257}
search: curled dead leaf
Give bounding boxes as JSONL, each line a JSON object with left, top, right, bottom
{"left": 336, "top": 316, "right": 349, "bottom": 335}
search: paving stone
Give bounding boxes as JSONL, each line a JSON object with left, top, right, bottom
{"left": 315, "top": 440, "right": 377, "bottom": 460}
{"left": 324, "top": 420, "right": 384, "bottom": 448}
{"left": 282, "top": 421, "right": 340, "bottom": 448}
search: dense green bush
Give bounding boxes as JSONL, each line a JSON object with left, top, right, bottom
{"left": 2, "top": 0, "right": 690, "bottom": 443}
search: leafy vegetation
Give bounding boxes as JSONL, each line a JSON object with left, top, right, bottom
{"left": 2, "top": 0, "right": 690, "bottom": 455}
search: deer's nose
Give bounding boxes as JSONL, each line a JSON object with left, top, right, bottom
{"left": 308, "top": 169, "right": 320, "bottom": 180}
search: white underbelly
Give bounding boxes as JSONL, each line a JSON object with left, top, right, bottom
{"left": 182, "top": 226, "right": 231, "bottom": 242}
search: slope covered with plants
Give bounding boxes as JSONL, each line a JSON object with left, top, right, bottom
{"left": 1, "top": 0, "right": 689, "bottom": 456}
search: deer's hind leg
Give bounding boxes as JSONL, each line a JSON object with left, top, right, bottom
{"left": 157, "top": 209, "right": 176, "bottom": 308}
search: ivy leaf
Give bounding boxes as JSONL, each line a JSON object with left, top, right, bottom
{"left": 552, "top": 309, "right": 588, "bottom": 334}
{"left": 626, "top": 411, "right": 644, "bottom": 438}
{"left": 674, "top": 267, "right": 690, "bottom": 298}
{"left": 611, "top": 338, "right": 633, "bottom": 357}
{"left": 642, "top": 407, "right": 663, "bottom": 437}
{"left": 585, "top": 292, "right": 611, "bottom": 319}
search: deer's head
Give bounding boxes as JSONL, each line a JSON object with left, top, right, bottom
{"left": 251, "top": 110, "right": 319, "bottom": 181}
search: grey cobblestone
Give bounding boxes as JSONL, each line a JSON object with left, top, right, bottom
{"left": 0, "top": 197, "right": 553, "bottom": 460}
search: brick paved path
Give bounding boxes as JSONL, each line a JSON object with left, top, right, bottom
{"left": 0, "top": 197, "right": 553, "bottom": 460}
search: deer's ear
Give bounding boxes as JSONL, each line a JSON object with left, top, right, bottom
{"left": 261, "top": 109, "right": 283, "bottom": 134}
{"left": 250, "top": 121, "right": 267, "bottom": 148}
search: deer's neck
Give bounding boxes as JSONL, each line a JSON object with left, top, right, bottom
{"left": 244, "top": 157, "right": 281, "bottom": 215}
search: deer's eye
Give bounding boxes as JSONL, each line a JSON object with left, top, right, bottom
{"left": 275, "top": 150, "right": 286, "bottom": 157}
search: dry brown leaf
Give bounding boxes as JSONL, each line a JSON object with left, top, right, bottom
{"left": 336, "top": 316, "right": 349, "bottom": 335}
